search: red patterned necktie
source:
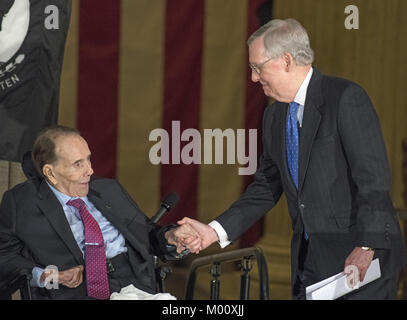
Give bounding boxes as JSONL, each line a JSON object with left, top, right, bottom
{"left": 67, "top": 198, "right": 110, "bottom": 299}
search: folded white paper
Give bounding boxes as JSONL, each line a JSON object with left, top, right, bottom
{"left": 306, "top": 258, "right": 381, "bottom": 300}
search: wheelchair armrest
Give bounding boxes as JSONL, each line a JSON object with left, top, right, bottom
{"left": 0, "top": 269, "right": 32, "bottom": 300}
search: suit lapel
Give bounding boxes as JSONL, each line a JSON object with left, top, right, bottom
{"left": 87, "top": 189, "right": 123, "bottom": 234}
{"left": 298, "top": 69, "right": 324, "bottom": 193}
{"left": 87, "top": 188, "right": 151, "bottom": 261}
{"left": 37, "top": 181, "right": 85, "bottom": 265}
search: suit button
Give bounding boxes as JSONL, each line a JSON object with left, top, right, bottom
{"left": 299, "top": 204, "right": 305, "bottom": 209}
{"left": 385, "top": 223, "right": 390, "bottom": 229}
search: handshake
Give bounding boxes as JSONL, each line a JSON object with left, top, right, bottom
{"left": 164, "top": 217, "right": 220, "bottom": 254}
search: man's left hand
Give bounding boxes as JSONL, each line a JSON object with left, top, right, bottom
{"left": 344, "top": 247, "right": 374, "bottom": 283}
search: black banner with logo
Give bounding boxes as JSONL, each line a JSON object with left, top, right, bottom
{"left": 0, "top": 0, "right": 71, "bottom": 162}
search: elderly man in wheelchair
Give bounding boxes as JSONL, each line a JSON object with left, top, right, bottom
{"left": 0, "top": 125, "right": 199, "bottom": 300}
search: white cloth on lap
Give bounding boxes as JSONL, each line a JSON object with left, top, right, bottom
{"left": 110, "top": 284, "right": 177, "bottom": 300}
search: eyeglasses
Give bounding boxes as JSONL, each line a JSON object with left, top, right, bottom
{"left": 249, "top": 57, "right": 273, "bottom": 74}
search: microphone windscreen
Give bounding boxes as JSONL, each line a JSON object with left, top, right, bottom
{"left": 162, "top": 192, "right": 179, "bottom": 209}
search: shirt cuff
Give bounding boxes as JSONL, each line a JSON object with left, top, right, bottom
{"left": 208, "top": 220, "right": 231, "bottom": 248}
{"left": 31, "top": 267, "right": 46, "bottom": 288}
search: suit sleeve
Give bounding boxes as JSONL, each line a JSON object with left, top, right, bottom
{"left": 215, "top": 106, "right": 283, "bottom": 242}
{"left": 114, "top": 181, "right": 180, "bottom": 260}
{"left": 0, "top": 190, "right": 36, "bottom": 280}
{"left": 338, "top": 84, "right": 398, "bottom": 249}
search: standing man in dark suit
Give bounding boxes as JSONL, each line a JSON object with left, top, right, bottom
{"left": 0, "top": 125, "right": 199, "bottom": 299}
{"left": 178, "top": 18, "right": 407, "bottom": 299}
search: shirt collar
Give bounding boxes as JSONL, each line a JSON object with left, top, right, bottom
{"left": 46, "top": 181, "right": 88, "bottom": 207}
{"left": 293, "top": 67, "right": 313, "bottom": 106}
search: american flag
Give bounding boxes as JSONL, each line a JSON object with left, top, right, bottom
{"left": 59, "top": 0, "right": 273, "bottom": 247}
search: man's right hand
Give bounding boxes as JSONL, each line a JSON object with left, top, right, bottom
{"left": 177, "top": 217, "right": 219, "bottom": 253}
{"left": 165, "top": 224, "right": 201, "bottom": 254}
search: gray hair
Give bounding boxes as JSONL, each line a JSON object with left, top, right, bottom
{"left": 32, "top": 125, "right": 81, "bottom": 177}
{"left": 248, "top": 18, "right": 314, "bottom": 66}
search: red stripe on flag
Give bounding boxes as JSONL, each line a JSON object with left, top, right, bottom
{"left": 77, "top": 1, "right": 120, "bottom": 179}
{"left": 159, "top": 0, "right": 205, "bottom": 225}
{"left": 240, "top": 0, "right": 272, "bottom": 247}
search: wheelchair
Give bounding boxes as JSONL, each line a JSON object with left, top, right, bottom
{"left": 0, "top": 152, "right": 270, "bottom": 300}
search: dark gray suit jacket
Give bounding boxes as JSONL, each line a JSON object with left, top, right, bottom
{"left": 216, "top": 69, "right": 407, "bottom": 292}
{"left": 0, "top": 177, "right": 174, "bottom": 299}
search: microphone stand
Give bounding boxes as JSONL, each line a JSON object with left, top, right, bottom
{"left": 152, "top": 193, "right": 179, "bottom": 293}
{"left": 154, "top": 255, "right": 171, "bottom": 293}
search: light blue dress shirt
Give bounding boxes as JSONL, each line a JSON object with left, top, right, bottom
{"left": 31, "top": 182, "right": 127, "bottom": 287}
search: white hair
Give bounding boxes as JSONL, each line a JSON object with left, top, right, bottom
{"left": 248, "top": 18, "right": 314, "bottom": 66}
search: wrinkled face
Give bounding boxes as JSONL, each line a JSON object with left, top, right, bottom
{"left": 46, "top": 135, "right": 94, "bottom": 197}
{"left": 248, "top": 36, "right": 292, "bottom": 102}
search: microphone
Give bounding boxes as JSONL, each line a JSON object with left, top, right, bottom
{"left": 151, "top": 192, "right": 179, "bottom": 223}
{"left": 151, "top": 192, "right": 190, "bottom": 259}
